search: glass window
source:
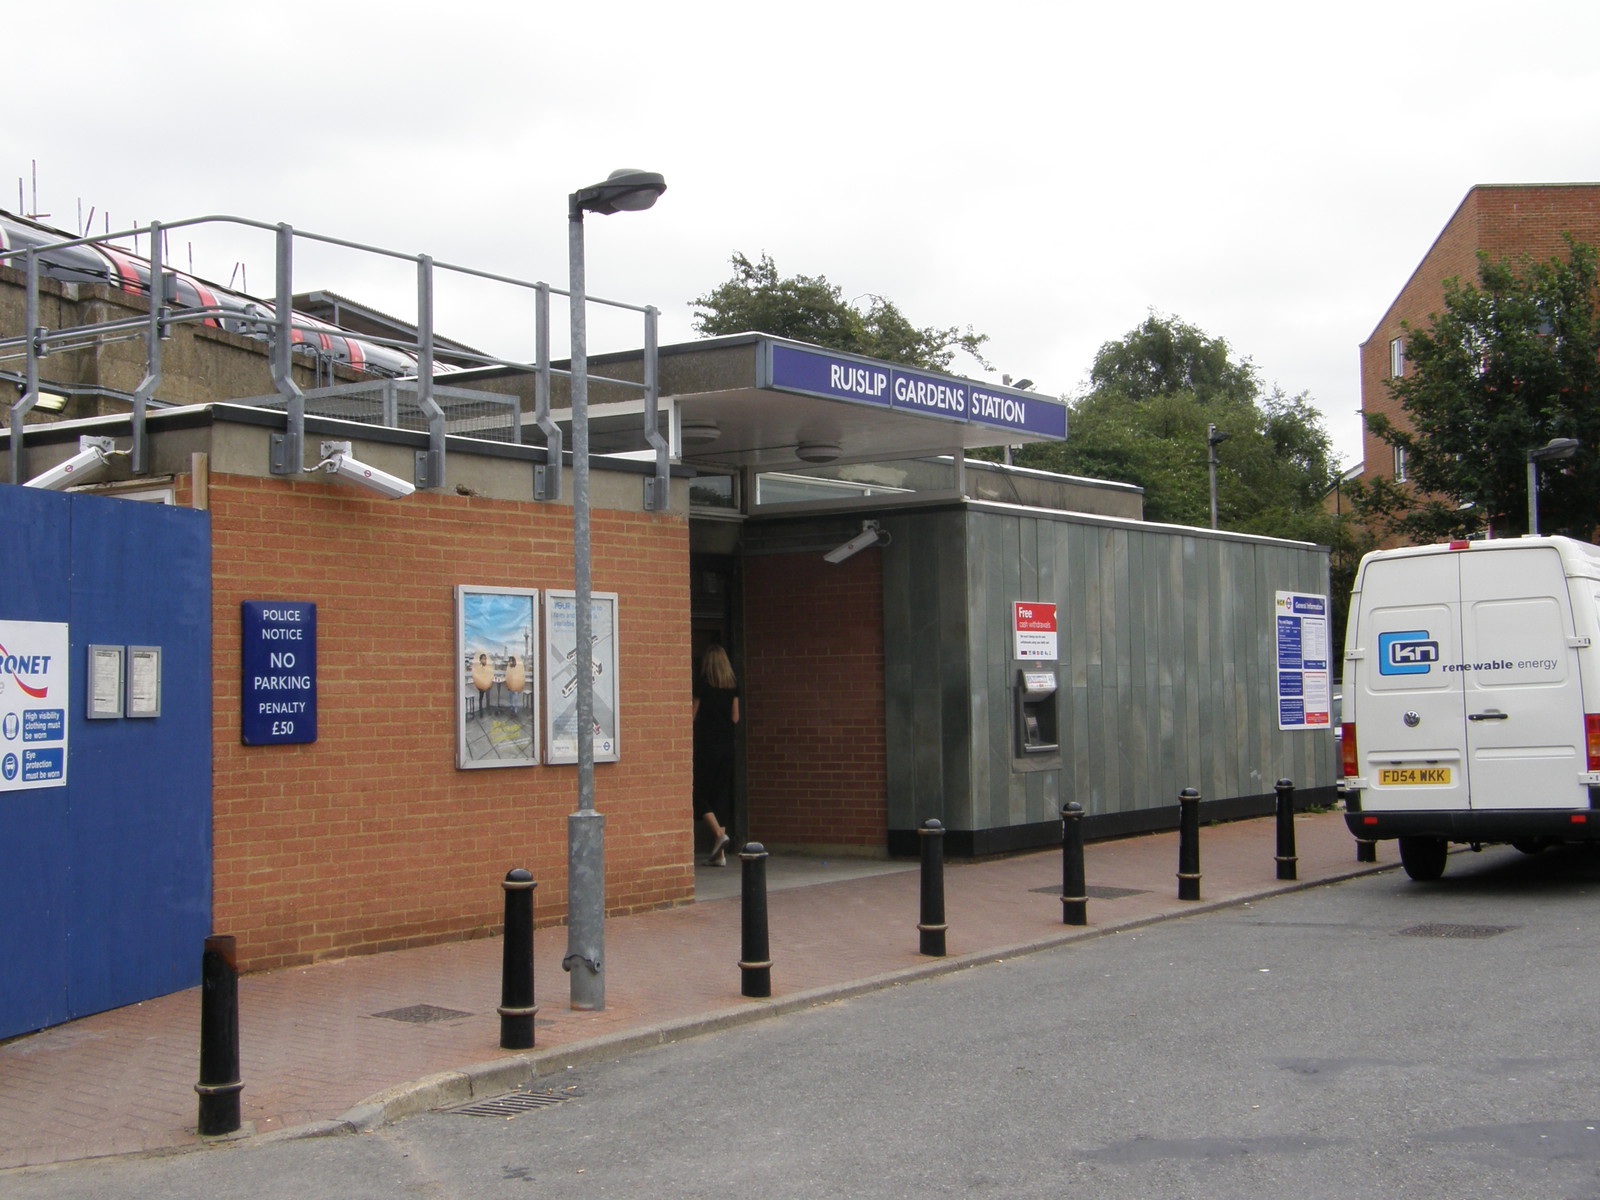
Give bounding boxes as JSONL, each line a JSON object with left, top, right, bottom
{"left": 1390, "top": 337, "right": 1405, "bottom": 378}
{"left": 689, "top": 471, "right": 737, "bottom": 511}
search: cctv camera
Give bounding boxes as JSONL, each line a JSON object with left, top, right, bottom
{"left": 315, "top": 440, "right": 416, "bottom": 499}
{"left": 23, "top": 436, "right": 120, "bottom": 490}
{"left": 824, "top": 520, "right": 889, "bottom": 564}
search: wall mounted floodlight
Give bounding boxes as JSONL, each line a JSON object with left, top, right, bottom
{"left": 24, "top": 435, "right": 121, "bottom": 490}
{"left": 824, "top": 519, "right": 890, "bottom": 564}
{"left": 314, "top": 440, "right": 416, "bottom": 499}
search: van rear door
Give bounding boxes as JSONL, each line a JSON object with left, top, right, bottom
{"left": 1357, "top": 551, "right": 1467, "bottom": 812}
{"left": 1458, "top": 546, "right": 1587, "bottom": 811}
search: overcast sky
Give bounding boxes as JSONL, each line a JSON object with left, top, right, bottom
{"left": 8, "top": 0, "right": 1600, "bottom": 468}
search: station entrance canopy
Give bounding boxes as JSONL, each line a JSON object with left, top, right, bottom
{"left": 564, "top": 333, "right": 1067, "bottom": 472}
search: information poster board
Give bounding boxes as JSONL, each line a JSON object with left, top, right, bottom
{"left": 456, "top": 586, "right": 539, "bottom": 769}
{"left": 0, "top": 619, "right": 69, "bottom": 791}
{"left": 544, "top": 590, "right": 620, "bottom": 764}
{"left": 1276, "top": 590, "right": 1331, "bottom": 730}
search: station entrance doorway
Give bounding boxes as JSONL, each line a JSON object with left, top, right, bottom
{"left": 690, "top": 551, "right": 744, "bottom": 855}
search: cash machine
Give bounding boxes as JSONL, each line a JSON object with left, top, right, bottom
{"left": 1014, "top": 666, "right": 1061, "bottom": 770}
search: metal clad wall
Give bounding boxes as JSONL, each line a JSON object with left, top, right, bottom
{"left": 884, "top": 503, "right": 1332, "bottom": 846}
{"left": 882, "top": 510, "right": 968, "bottom": 833}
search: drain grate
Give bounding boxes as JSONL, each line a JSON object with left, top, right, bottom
{"left": 1397, "top": 923, "right": 1515, "bottom": 939}
{"left": 372, "top": 1004, "right": 475, "bottom": 1024}
{"left": 1029, "top": 884, "right": 1149, "bottom": 900}
{"left": 449, "top": 1089, "right": 572, "bottom": 1117}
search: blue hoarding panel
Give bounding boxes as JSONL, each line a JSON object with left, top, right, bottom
{"left": 0, "top": 487, "right": 212, "bottom": 1039}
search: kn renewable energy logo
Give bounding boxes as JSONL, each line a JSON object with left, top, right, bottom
{"left": 1379, "top": 631, "right": 1440, "bottom": 676}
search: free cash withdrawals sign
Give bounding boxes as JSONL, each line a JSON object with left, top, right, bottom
{"left": 1014, "top": 602, "right": 1059, "bottom": 661}
{"left": 241, "top": 602, "right": 317, "bottom": 745}
{"left": 0, "top": 620, "right": 68, "bottom": 791}
{"left": 1276, "top": 591, "right": 1330, "bottom": 730}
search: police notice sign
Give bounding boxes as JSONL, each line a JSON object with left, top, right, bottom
{"left": 241, "top": 602, "right": 317, "bottom": 745}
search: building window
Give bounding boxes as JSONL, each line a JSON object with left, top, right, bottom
{"left": 1390, "top": 337, "right": 1405, "bottom": 378}
{"left": 1393, "top": 446, "right": 1407, "bottom": 483}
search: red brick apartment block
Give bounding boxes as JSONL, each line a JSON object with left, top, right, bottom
{"left": 208, "top": 475, "right": 692, "bottom": 972}
{"left": 1359, "top": 184, "right": 1600, "bottom": 502}
{"left": 742, "top": 548, "right": 888, "bottom": 850}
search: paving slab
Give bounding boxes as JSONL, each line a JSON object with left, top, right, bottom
{"left": 0, "top": 811, "right": 1387, "bottom": 1171}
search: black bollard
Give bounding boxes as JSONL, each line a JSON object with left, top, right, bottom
{"left": 1274, "top": 778, "right": 1298, "bottom": 881}
{"left": 196, "top": 934, "right": 243, "bottom": 1137}
{"left": 1061, "top": 802, "right": 1087, "bottom": 926}
{"left": 499, "top": 868, "right": 538, "bottom": 1049}
{"left": 1355, "top": 838, "right": 1378, "bottom": 863}
{"left": 1177, "top": 788, "right": 1202, "bottom": 901}
{"left": 918, "top": 819, "right": 947, "bottom": 956}
{"left": 740, "top": 843, "right": 772, "bottom": 998}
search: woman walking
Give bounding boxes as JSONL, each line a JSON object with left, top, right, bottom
{"left": 692, "top": 645, "right": 740, "bottom": 866}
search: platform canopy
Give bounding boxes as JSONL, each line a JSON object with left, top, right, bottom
{"left": 576, "top": 333, "right": 1068, "bottom": 471}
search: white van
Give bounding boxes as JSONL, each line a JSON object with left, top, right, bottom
{"left": 1341, "top": 535, "right": 1600, "bottom": 880}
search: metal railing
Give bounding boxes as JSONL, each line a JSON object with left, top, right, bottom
{"left": 3, "top": 214, "right": 664, "bottom": 503}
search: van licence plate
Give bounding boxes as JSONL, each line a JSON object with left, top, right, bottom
{"left": 1379, "top": 768, "right": 1451, "bottom": 786}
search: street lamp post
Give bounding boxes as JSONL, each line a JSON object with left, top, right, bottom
{"left": 1207, "top": 424, "right": 1230, "bottom": 531}
{"left": 564, "top": 169, "right": 666, "bottom": 1012}
{"left": 1526, "top": 437, "right": 1580, "bottom": 537}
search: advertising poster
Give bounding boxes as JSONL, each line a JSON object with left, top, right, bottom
{"left": 456, "top": 587, "right": 539, "bottom": 769}
{"left": 1276, "top": 590, "right": 1331, "bottom": 730}
{"left": 0, "top": 619, "right": 69, "bottom": 792}
{"left": 544, "top": 590, "right": 620, "bottom": 765}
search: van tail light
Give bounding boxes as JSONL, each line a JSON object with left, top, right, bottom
{"left": 1587, "top": 714, "right": 1600, "bottom": 772}
{"left": 1341, "top": 724, "right": 1359, "bottom": 778}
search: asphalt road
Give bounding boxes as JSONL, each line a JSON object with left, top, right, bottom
{"left": 12, "top": 843, "right": 1600, "bottom": 1199}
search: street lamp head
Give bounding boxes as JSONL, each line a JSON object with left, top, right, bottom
{"left": 1207, "top": 424, "right": 1230, "bottom": 447}
{"left": 1528, "top": 436, "right": 1580, "bottom": 464}
{"left": 571, "top": 169, "right": 667, "bottom": 217}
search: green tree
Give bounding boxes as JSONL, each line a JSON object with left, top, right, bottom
{"left": 1351, "top": 237, "right": 1600, "bottom": 541}
{"left": 1015, "top": 314, "right": 1344, "bottom": 536}
{"left": 690, "top": 252, "right": 990, "bottom": 373}
{"left": 1015, "top": 313, "right": 1366, "bottom": 654}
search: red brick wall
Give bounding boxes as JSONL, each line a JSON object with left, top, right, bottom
{"left": 742, "top": 550, "right": 886, "bottom": 849}
{"left": 1360, "top": 184, "right": 1600, "bottom": 519}
{"left": 208, "top": 474, "right": 691, "bottom": 971}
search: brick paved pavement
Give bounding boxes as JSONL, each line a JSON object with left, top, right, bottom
{"left": 0, "top": 812, "right": 1387, "bottom": 1171}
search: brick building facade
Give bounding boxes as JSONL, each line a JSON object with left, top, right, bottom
{"left": 1359, "top": 183, "right": 1600, "bottom": 504}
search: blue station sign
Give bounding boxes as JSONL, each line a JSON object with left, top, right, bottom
{"left": 763, "top": 343, "right": 1067, "bottom": 440}
{"left": 241, "top": 602, "right": 317, "bottom": 746}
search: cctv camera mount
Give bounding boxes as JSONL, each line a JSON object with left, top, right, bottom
{"left": 823, "top": 519, "right": 890, "bottom": 564}
{"left": 313, "top": 440, "right": 417, "bottom": 500}
{"left": 23, "top": 435, "right": 123, "bottom": 491}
